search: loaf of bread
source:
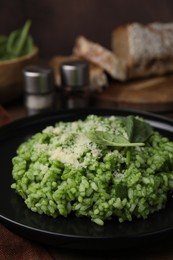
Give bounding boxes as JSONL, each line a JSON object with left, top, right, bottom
{"left": 49, "top": 55, "right": 108, "bottom": 92}
{"left": 112, "top": 22, "right": 173, "bottom": 79}
{"left": 73, "top": 36, "right": 126, "bottom": 80}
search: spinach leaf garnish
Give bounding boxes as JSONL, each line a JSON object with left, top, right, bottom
{"left": 122, "top": 115, "right": 153, "bottom": 143}
{"left": 87, "top": 131, "right": 144, "bottom": 147}
{"left": 86, "top": 115, "right": 153, "bottom": 148}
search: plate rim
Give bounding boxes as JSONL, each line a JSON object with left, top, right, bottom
{"left": 0, "top": 108, "right": 173, "bottom": 249}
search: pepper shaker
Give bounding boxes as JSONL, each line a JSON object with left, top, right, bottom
{"left": 23, "top": 65, "right": 55, "bottom": 115}
{"left": 60, "top": 60, "right": 90, "bottom": 109}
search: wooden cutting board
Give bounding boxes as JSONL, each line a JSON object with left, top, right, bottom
{"left": 93, "top": 75, "right": 173, "bottom": 112}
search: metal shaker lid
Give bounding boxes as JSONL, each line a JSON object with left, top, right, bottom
{"left": 23, "top": 65, "right": 54, "bottom": 94}
{"left": 60, "top": 60, "right": 89, "bottom": 87}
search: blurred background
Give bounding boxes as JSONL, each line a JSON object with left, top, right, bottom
{"left": 1, "top": 0, "right": 173, "bottom": 59}
{"left": 0, "top": 0, "right": 173, "bottom": 120}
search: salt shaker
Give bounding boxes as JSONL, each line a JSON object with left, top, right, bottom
{"left": 23, "top": 65, "right": 55, "bottom": 115}
{"left": 60, "top": 60, "right": 90, "bottom": 109}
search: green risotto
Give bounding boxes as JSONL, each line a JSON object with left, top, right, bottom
{"left": 11, "top": 115, "right": 173, "bottom": 225}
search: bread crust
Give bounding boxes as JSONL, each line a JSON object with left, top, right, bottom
{"left": 73, "top": 36, "right": 127, "bottom": 80}
{"left": 112, "top": 22, "right": 173, "bottom": 79}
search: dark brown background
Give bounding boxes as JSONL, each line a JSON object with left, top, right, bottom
{"left": 0, "top": 0, "right": 173, "bottom": 59}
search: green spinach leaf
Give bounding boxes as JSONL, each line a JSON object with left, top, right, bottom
{"left": 122, "top": 115, "right": 153, "bottom": 143}
{"left": 86, "top": 115, "right": 153, "bottom": 148}
{"left": 87, "top": 130, "right": 144, "bottom": 147}
{"left": 0, "top": 19, "right": 33, "bottom": 60}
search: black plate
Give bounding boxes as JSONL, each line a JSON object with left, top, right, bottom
{"left": 0, "top": 108, "right": 173, "bottom": 250}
